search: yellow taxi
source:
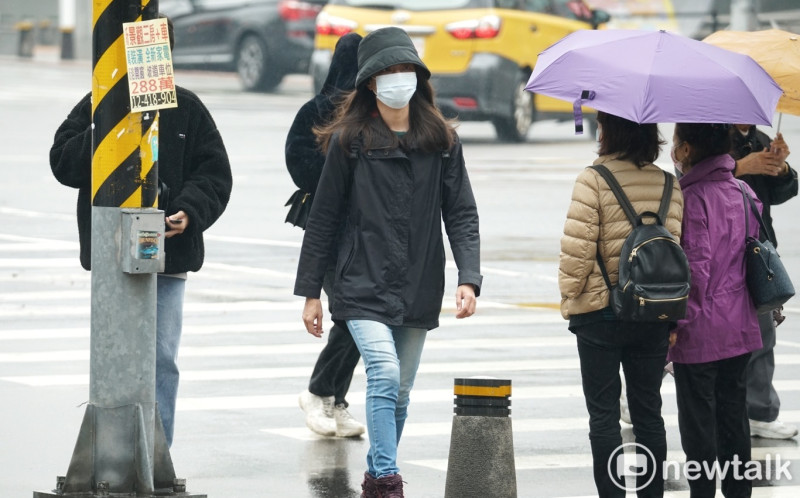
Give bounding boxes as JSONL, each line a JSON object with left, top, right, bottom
{"left": 310, "top": 0, "right": 609, "bottom": 141}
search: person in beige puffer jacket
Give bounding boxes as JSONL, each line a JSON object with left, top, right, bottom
{"left": 558, "top": 111, "right": 683, "bottom": 498}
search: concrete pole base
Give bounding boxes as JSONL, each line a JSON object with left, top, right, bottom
{"left": 32, "top": 403, "right": 202, "bottom": 497}
{"left": 33, "top": 491, "right": 206, "bottom": 498}
{"left": 445, "top": 415, "right": 517, "bottom": 498}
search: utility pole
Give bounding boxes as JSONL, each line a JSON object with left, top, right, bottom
{"left": 34, "top": 1, "right": 202, "bottom": 496}
{"left": 730, "top": 0, "right": 758, "bottom": 31}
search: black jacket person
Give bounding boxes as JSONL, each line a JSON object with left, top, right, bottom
{"left": 285, "top": 32, "right": 366, "bottom": 439}
{"left": 730, "top": 124, "right": 798, "bottom": 440}
{"left": 49, "top": 81, "right": 232, "bottom": 447}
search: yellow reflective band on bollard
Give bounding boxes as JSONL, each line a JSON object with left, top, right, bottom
{"left": 453, "top": 384, "right": 512, "bottom": 397}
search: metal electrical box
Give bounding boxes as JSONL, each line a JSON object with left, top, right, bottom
{"left": 121, "top": 208, "right": 165, "bottom": 274}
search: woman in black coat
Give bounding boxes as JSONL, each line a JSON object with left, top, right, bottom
{"left": 294, "top": 27, "right": 482, "bottom": 497}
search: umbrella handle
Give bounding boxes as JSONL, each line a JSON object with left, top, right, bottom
{"left": 777, "top": 112, "right": 783, "bottom": 134}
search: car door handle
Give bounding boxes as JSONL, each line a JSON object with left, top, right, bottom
{"left": 530, "top": 24, "right": 538, "bottom": 32}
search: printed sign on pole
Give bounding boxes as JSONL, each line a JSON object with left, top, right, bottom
{"left": 122, "top": 18, "right": 178, "bottom": 113}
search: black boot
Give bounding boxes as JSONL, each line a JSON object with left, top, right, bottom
{"left": 361, "top": 471, "right": 377, "bottom": 498}
{"left": 374, "top": 474, "right": 404, "bottom": 498}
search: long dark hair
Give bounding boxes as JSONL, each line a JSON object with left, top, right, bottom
{"left": 596, "top": 111, "right": 663, "bottom": 167}
{"left": 674, "top": 123, "right": 732, "bottom": 166}
{"left": 315, "top": 67, "right": 457, "bottom": 154}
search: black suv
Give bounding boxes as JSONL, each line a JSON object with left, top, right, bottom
{"left": 160, "top": 0, "right": 327, "bottom": 91}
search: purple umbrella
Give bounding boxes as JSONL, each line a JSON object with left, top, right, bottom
{"left": 526, "top": 29, "right": 783, "bottom": 129}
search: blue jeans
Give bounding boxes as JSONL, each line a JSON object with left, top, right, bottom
{"left": 346, "top": 320, "right": 427, "bottom": 478}
{"left": 156, "top": 274, "right": 185, "bottom": 447}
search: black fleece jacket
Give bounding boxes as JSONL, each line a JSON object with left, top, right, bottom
{"left": 50, "top": 86, "right": 232, "bottom": 274}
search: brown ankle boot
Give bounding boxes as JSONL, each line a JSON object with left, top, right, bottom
{"left": 361, "top": 471, "right": 377, "bottom": 498}
{"left": 374, "top": 474, "right": 404, "bottom": 498}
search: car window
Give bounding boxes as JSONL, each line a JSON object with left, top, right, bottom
{"left": 518, "top": 0, "right": 595, "bottom": 18}
{"left": 522, "top": 0, "right": 551, "bottom": 13}
{"left": 330, "top": 0, "right": 492, "bottom": 9}
{"left": 194, "top": 0, "right": 266, "bottom": 9}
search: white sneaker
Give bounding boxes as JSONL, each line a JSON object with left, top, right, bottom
{"left": 749, "top": 419, "right": 798, "bottom": 439}
{"left": 334, "top": 403, "right": 366, "bottom": 438}
{"left": 298, "top": 390, "right": 336, "bottom": 437}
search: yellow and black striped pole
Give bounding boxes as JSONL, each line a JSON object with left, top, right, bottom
{"left": 91, "top": 0, "right": 159, "bottom": 209}
{"left": 445, "top": 378, "right": 518, "bottom": 497}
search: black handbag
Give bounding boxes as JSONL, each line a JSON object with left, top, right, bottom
{"left": 284, "top": 189, "right": 313, "bottom": 229}
{"left": 739, "top": 182, "right": 795, "bottom": 313}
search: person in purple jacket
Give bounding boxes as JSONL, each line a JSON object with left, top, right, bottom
{"left": 669, "top": 122, "right": 763, "bottom": 498}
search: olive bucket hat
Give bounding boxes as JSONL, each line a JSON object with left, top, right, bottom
{"left": 355, "top": 27, "right": 430, "bottom": 88}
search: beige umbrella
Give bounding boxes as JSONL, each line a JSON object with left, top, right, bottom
{"left": 704, "top": 29, "right": 800, "bottom": 130}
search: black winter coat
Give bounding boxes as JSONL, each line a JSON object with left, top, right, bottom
{"left": 294, "top": 130, "right": 482, "bottom": 330}
{"left": 730, "top": 127, "right": 798, "bottom": 247}
{"left": 285, "top": 33, "right": 360, "bottom": 195}
{"left": 50, "top": 87, "right": 232, "bottom": 274}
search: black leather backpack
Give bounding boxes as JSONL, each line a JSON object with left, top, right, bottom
{"left": 591, "top": 165, "right": 691, "bottom": 323}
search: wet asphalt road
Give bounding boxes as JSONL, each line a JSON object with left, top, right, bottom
{"left": 1, "top": 50, "right": 800, "bottom": 497}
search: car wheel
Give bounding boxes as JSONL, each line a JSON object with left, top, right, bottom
{"left": 492, "top": 72, "right": 535, "bottom": 143}
{"left": 237, "top": 34, "right": 284, "bottom": 92}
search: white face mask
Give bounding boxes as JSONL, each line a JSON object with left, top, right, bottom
{"left": 375, "top": 72, "right": 417, "bottom": 109}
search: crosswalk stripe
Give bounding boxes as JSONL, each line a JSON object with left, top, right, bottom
{"left": 568, "top": 490, "right": 800, "bottom": 498}
{"left": 0, "top": 336, "right": 579, "bottom": 362}
{"left": 6, "top": 356, "right": 800, "bottom": 386}
{"left": 0, "top": 290, "right": 89, "bottom": 302}
{"left": 0, "top": 258, "right": 78, "bottom": 268}
{"left": 406, "top": 447, "right": 800, "bottom": 472}
{"left": 0, "top": 298, "right": 541, "bottom": 318}
{"left": 0, "top": 358, "right": 581, "bottom": 386}
{"left": 261, "top": 410, "right": 800, "bottom": 441}
{"left": 0, "top": 312, "right": 563, "bottom": 340}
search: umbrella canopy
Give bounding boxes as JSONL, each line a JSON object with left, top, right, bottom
{"left": 704, "top": 29, "right": 800, "bottom": 116}
{"left": 526, "top": 29, "right": 782, "bottom": 126}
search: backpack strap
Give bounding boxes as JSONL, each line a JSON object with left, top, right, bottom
{"left": 657, "top": 171, "right": 673, "bottom": 223}
{"left": 590, "top": 165, "right": 638, "bottom": 226}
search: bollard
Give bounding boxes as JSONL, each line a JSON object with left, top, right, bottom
{"left": 60, "top": 28, "right": 75, "bottom": 60}
{"left": 444, "top": 377, "right": 517, "bottom": 498}
{"left": 16, "top": 21, "right": 35, "bottom": 58}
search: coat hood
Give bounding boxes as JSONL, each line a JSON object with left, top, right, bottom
{"left": 678, "top": 153, "right": 735, "bottom": 190}
{"left": 355, "top": 27, "right": 430, "bottom": 88}
{"left": 321, "top": 32, "right": 362, "bottom": 96}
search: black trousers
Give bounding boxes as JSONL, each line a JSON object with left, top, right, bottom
{"left": 574, "top": 319, "right": 670, "bottom": 498}
{"left": 307, "top": 266, "right": 361, "bottom": 406}
{"left": 674, "top": 354, "right": 753, "bottom": 498}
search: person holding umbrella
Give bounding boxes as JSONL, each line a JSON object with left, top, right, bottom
{"left": 729, "top": 124, "right": 798, "bottom": 440}
{"left": 669, "top": 123, "right": 763, "bottom": 497}
{"left": 559, "top": 110, "right": 683, "bottom": 497}
{"left": 294, "top": 27, "right": 482, "bottom": 497}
